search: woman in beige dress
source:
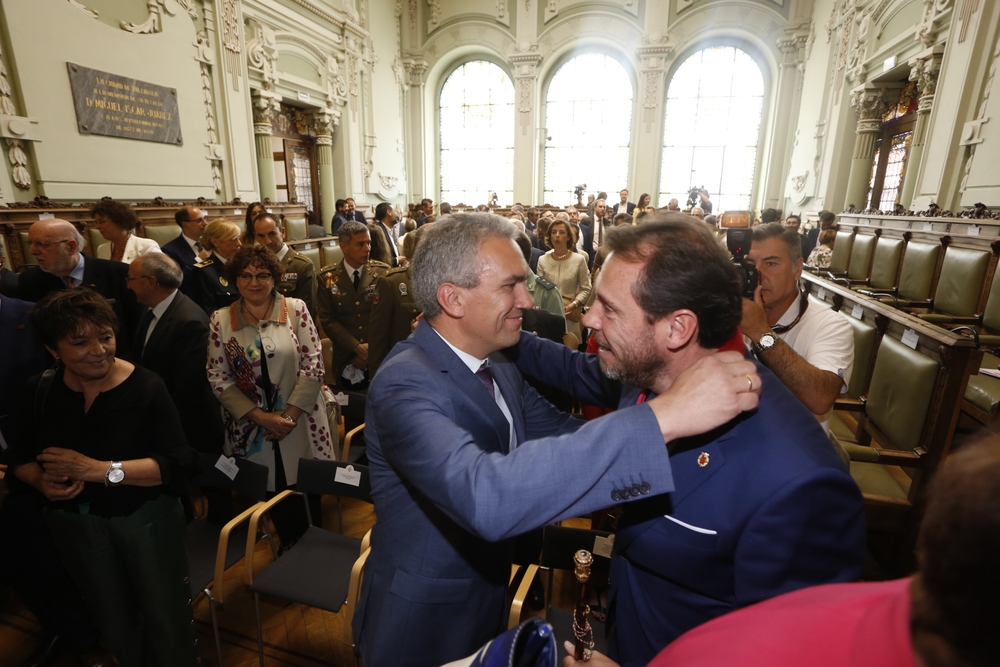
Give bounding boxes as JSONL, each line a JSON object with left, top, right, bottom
{"left": 535, "top": 219, "right": 592, "bottom": 343}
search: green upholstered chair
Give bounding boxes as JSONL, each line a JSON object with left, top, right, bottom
{"left": 142, "top": 223, "right": 183, "bottom": 247}
{"left": 964, "top": 352, "right": 1000, "bottom": 423}
{"left": 87, "top": 227, "right": 105, "bottom": 256}
{"left": 912, "top": 246, "right": 991, "bottom": 318}
{"left": 867, "top": 237, "right": 904, "bottom": 291}
{"left": 827, "top": 230, "right": 855, "bottom": 276}
{"left": 895, "top": 241, "right": 940, "bottom": 303}
{"left": 296, "top": 244, "right": 322, "bottom": 272}
{"left": 284, "top": 217, "right": 308, "bottom": 241}
{"left": 322, "top": 243, "right": 344, "bottom": 268}
{"left": 830, "top": 311, "right": 879, "bottom": 443}
{"left": 833, "top": 335, "right": 943, "bottom": 572}
{"left": 18, "top": 231, "right": 38, "bottom": 265}
{"left": 846, "top": 233, "right": 876, "bottom": 283}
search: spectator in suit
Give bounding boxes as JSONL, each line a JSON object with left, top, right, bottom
{"left": 785, "top": 214, "right": 802, "bottom": 231}
{"left": 440, "top": 202, "right": 452, "bottom": 216}
{"left": 612, "top": 189, "right": 636, "bottom": 218}
{"left": 91, "top": 199, "right": 159, "bottom": 263}
{"left": 353, "top": 213, "right": 762, "bottom": 667}
{"left": 127, "top": 253, "right": 224, "bottom": 458}
{"left": 306, "top": 210, "right": 326, "bottom": 238}
{"left": 372, "top": 202, "right": 401, "bottom": 267}
{"left": 242, "top": 202, "right": 265, "bottom": 244}
{"left": 346, "top": 197, "right": 367, "bottom": 223}
{"left": 253, "top": 214, "right": 318, "bottom": 317}
{"left": 802, "top": 210, "right": 835, "bottom": 260}
{"left": 190, "top": 219, "right": 242, "bottom": 315}
{"left": 591, "top": 199, "right": 611, "bottom": 251}
{"left": 518, "top": 217, "right": 864, "bottom": 667}
{"left": 0, "top": 219, "right": 143, "bottom": 360}
{"left": 415, "top": 198, "right": 434, "bottom": 227}
{"left": 760, "top": 208, "right": 780, "bottom": 224}
{"left": 667, "top": 198, "right": 680, "bottom": 211}
{"left": 566, "top": 206, "right": 595, "bottom": 267}
{"left": 331, "top": 198, "right": 349, "bottom": 234}
{"left": 162, "top": 205, "right": 209, "bottom": 292}
{"left": 525, "top": 207, "right": 540, "bottom": 233}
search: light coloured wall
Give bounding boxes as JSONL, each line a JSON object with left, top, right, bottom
{"left": 1, "top": 1, "right": 998, "bottom": 218}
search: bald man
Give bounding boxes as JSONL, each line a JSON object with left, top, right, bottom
{"left": 0, "top": 219, "right": 144, "bottom": 359}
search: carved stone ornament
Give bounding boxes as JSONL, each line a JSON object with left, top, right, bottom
{"left": 221, "top": 0, "right": 243, "bottom": 92}
{"left": 246, "top": 21, "right": 278, "bottom": 91}
{"left": 348, "top": 54, "right": 359, "bottom": 97}
{"left": 403, "top": 59, "right": 428, "bottom": 88}
{"left": 121, "top": 0, "right": 196, "bottom": 35}
{"left": 427, "top": 0, "right": 441, "bottom": 26}
{"left": 643, "top": 71, "right": 660, "bottom": 110}
{"left": 518, "top": 78, "right": 532, "bottom": 113}
{"left": 409, "top": 0, "right": 417, "bottom": 23}
{"left": 67, "top": 0, "right": 99, "bottom": 20}
{"left": 497, "top": 0, "right": 506, "bottom": 19}
{"left": 0, "top": 41, "right": 30, "bottom": 190}
{"left": 252, "top": 95, "right": 280, "bottom": 129}
{"left": 310, "top": 109, "right": 340, "bottom": 138}
{"left": 850, "top": 87, "right": 890, "bottom": 122}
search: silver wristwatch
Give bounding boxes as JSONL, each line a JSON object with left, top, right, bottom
{"left": 105, "top": 461, "right": 125, "bottom": 487}
{"left": 752, "top": 332, "right": 777, "bottom": 353}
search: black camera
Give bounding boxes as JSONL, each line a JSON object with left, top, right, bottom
{"left": 573, "top": 184, "right": 587, "bottom": 199}
{"left": 726, "top": 227, "right": 758, "bottom": 299}
{"left": 687, "top": 186, "right": 704, "bottom": 210}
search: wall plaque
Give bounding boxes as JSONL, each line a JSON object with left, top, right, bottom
{"left": 66, "top": 63, "right": 182, "bottom": 145}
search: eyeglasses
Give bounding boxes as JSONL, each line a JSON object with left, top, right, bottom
{"left": 28, "top": 239, "right": 70, "bottom": 250}
{"left": 237, "top": 272, "right": 273, "bottom": 282}
{"left": 186, "top": 216, "right": 208, "bottom": 223}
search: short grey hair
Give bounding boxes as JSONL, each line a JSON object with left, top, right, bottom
{"left": 136, "top": 252, "right": 183, "bottom": 289}
{"left": 752, "top": 222, "right": 803, "bottom": 262}
{"left": 554, "top": 212, "right": 569, "bottom": 223}
{"left": 67, "top": 226, "right": 85, "bottom": 251}
{"left": 338, "top": 221, "right": 369, "bottom": 246}
{"left": 412, "top": 213, "right": 519, "bottom": 319}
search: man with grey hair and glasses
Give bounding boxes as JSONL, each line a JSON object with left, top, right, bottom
{"left": 1, "top": 218, "right": 143, "bottom": 359}
{"left": 352, "top": 213, "right": 762, "bottom": 667}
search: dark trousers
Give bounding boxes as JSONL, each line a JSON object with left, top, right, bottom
{"left": 0, "top": 492, "right": 101, "bottom": 654}
{"left": 46, "top": 495, "right": 199, "bottom": 667}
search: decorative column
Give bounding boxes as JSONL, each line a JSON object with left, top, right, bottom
{"left": 311, "top": 108, "right": 341, "bottom": 232}
{"left": 899, "top": 53, "right": 941, "bottom": 208}
{"left": 763, "top": 32, "right": 808, "bottom": 208}
{"left": 251, "top": 92, "right": 280, "bottom": 202}
{"left": 844, "top": 86, "right": 892, "bottom": 210}
{"left": 510, "top": 44, "right": 542, "bottom": 204}
{"left": 402, "top": 58, "right": 428, "bottom": 201}
{"left": 635, "top": 36, "right": 673, "bottom": 203}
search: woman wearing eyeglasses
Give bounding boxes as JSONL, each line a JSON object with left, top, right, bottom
{"left": 206, "top": 245, "right": 334, "bottom": 545}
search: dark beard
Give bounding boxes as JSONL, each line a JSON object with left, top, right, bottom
{"left": 598, "top": 344, "right": 667, "bottom": 390}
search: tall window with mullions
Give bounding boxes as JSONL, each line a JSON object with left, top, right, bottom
{"left": 439, "top": 61, "right": 515, "bottom": 208}
{"left": 659, "top": 47, "right": 764, "bottom": 213}
{"left": 865, "top": 82, "right": 918, "bottom": 212}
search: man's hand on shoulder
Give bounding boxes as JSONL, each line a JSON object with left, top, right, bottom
{"left": 648, "top": 351, "right": 761, "bottom": 443}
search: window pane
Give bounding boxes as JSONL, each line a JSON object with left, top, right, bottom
{"left": 439, "top": 61, "right": 515, "bottom": 207}
{"left": 660, "top": 47, "right": 764, "bottom": 212}
{"left": 878, "top": 131, "right": 912, "bottom": 211}
{"left": 543, "top": 54, "right": 633, "bottom": 206}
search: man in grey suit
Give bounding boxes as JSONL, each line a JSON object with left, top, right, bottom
{"left": 352, "top": 214, "right": 761, "bottom": 667}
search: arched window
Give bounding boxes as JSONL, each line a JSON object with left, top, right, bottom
{"left": 660, "top": 47, "right": 764, "bottom": 213}
{"left": 439, "top": 60, "right": 515, "bottom": 207}
{"left": 543, "top": 54, "right": 633, "bottom": 205}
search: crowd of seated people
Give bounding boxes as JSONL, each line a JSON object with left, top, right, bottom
{"left": 0, "top": 190, "right": 986, "bottom": 667}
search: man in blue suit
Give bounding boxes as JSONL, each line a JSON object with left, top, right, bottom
{"left": 353, "top": 214, "right": 763, "bottom": 667}
{"left": 516, "top": 216, "right": 866, "bottom": 667}
{"left": 161, "top": 205, "right": 208, "bottom": 296}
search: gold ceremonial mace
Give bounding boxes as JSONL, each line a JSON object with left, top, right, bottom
{"left": 572, "top": 549, "right": 595, "bottom": 662}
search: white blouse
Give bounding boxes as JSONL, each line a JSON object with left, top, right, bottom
{"left": 96, "top": 234, "right": 160, "bottom": 263}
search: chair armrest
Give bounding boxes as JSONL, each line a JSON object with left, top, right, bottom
{"left": 978, "top": 334, "right": 1000, "bottom": 348}
{"left": 917, "top": 314, "right": 981, "bottom": 325}
{"left": 834, "top": 397, "right": 866, "bottom": 412}
{"left": 244, "top": 489, "right": 298, "bottom": 585}
{"left": 845, "top": 443, "right": 926, "bottom": 467}
{"left": 213, "top": 501, "right": 265, "bottom": 605}
{"left": 897, "top": 299, "right": 934, "bottom": 309}
{"left": 508, "top": 564, "right": 540, "bottom": 630}
{"left": 342, "top": 423, "right": 365, "bottom": 462}
{"left": 343, "top": 537, "right": 373, "bottom": 647}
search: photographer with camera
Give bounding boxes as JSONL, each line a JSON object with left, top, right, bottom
{"left": 687, "top": 187, "right": 713, "bottom": 214}
{"left": 740, "top": 223, "right": 854, "bottom": 430}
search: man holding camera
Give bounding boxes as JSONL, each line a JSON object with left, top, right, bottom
{"left": 741, "top": 223, "right": 854, "bottom": 430}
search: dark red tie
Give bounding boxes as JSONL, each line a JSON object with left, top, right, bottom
{"left": 476, "top": 361, "right": 495, "bottom": 400}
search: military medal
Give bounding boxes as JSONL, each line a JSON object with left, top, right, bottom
{"left": 331, "top": 285, "right": 340, "bottom": 295}
{"left": 399, "top": 282, "right": 408, "bottom": 295}
{"left": 219, "top": 277, "right": 229, "bottom": 287}
{"left": 697, "top": 452, "right": 710, "bottom": 467}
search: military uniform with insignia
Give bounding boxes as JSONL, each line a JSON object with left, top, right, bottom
{"left": 316, "top": 259, "right": 390, "bottom": 387}
{"left": 527, "top": 270, "right": 566, "bottom": 326}
{"left": 275, "top": 248, "right": 318, "bottom": 318}
{"left": 191, "top": 253, "right": 239, "bottom": 315}
{"left": 368, "top": 265, "right": 421, "bottom": 377}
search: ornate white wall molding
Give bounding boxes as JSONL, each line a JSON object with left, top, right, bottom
{"left": 121, "top": 0, "right": 196, "bottom": 35}
{"left": 220, "top": 0, "right": 243, "bottom": 92}
{"left": 246, "top": 20, "right": 278, "bottom": 91}
{"left": 427, "top": 0, "right": 441, "bottom": 26}
{"left": 66, "top": 0, "right": 99, "bottom": 20}
{"left": 0, "top": 39, "right": 31, "bottom": 189}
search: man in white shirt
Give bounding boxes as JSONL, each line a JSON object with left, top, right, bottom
{"left": 162, "top": 205, "right": 208, "bottom": 290}
{"left": 741, "top": 223, "right": 854, "bottom": 430}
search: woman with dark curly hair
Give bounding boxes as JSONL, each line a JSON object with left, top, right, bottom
{"left": 206, "top": 245, "right": 334, "bottom": 541}
{"left": 9, "top": 289, "right": 197, "bottom": 666}
{"left": 91, "top": 199, "right": 159, "bottom": 263}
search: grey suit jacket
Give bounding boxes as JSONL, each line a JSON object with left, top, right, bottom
{"left": 353, "top": 320, "right": 675, "bottom": 667}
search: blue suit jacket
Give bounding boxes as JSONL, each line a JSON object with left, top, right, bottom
{"left": 354, "top": 321, "right": 676, "bottom": 667}
{"left": 0, "top": 296, "right": 47, "bottom": 446}
{"left": 515, "top": 332, "right": 867, "bottom": 667}
{"left": 161, "top": 233, "right": 198, "bottom": 297}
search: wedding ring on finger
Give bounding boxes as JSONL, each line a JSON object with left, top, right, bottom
{"left": 745, "top": 375, "right": 754, "bottom": 392}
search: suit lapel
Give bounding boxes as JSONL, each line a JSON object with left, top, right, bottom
{"left": 142, "top": 292, "right": 182, "bottom": 358}
{"left": 490, "top": 354, "right": 523, "bottom": 447}
{"left": 414, "top": 322, "right": 510, "bottom": 454}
